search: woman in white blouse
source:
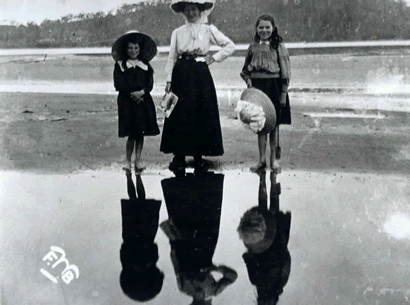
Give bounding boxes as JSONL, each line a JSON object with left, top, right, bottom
{"left": 160, "top": 0, "right": 235, "bottom": 173}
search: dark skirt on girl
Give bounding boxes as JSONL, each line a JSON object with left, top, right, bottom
{"left": 117, "top": 92, "right": 160, "bottom": 138}
{"left": 160, "top": 57, "right": 224, "bottom": 156}
{"left": 252, "top": 78, "right": 291, "bottom": 125}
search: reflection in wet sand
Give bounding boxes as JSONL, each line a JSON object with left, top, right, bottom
{"left": 238, "top": 171, "right": 291, "bottom": 305}
{"left": 160, "top": 172, "right": 238, "bottom": 304}
{"left": 2, "top": 169, "right": 410, "bottom": 304}
{"left": 119, "top": 172, "right": 164, "bottom": 302}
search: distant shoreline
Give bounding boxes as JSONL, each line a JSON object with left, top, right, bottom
{"left": 2, "top": 40, "right": 410, "bottom": 57}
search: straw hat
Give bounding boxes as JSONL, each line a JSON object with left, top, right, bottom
{"left": 111, "top": 31, "right": 157, "bottom": 63}
{"left": 245, "top": 212, "right": 276, "bottom": 253}
{"left": 238, "top": 88, "right": 277, "bottom": 134}
{"left": 238, "top": 208, "right": 277, "bottom": 254}
{"left": 170, "top": 0, "right": 215, "bottom": 14}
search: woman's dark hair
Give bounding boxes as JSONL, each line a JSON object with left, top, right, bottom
{"left": 254, "top": 14, "right": 283, "bottom": 50}
{"left": 175, "top": 2, "right": 212, "bottom": 13}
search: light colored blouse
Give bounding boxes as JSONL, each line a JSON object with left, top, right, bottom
{"left": 165, "top": 23, "right": 235, "bottom": 82}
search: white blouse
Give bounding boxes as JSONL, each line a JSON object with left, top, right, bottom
{"left": 165, "top": 23, "right": 235, "bottom": 82}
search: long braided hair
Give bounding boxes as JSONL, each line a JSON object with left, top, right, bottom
{"left": 253, "top": 14, "right": 283, "bottom": 50}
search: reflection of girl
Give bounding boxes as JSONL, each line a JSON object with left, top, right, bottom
{"left": 161, "top": 172, "right": 238, "bottom": 304}
{"left": 112, "top": 31, "right": 160, "bottom": 172}
{"left": 119, "top": 172, "right": 164, "bottom": 302}
{"left": 160, "top": 0, "right": 235, "bottom": 172}
{"left": 237, "top": 171, "right": 291, "bottom": 305}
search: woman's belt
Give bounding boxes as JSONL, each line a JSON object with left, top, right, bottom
{"left": 179, "top": 53, "right": 207, "bottom": 62}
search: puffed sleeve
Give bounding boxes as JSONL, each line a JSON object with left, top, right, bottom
{"left": 113, "top": 62, "right": 132, "bottom": 92}
{"left": 277, "top": 43, "right": 291, "bottom": 92}
{"left": 209, "top": 24, "right": 235, "bottom": 62}
{"left": 239, "top": 45, "right": 253, "bottom": 83}
{"left": 165, "top": 29, "right": 178, "bottom": 83}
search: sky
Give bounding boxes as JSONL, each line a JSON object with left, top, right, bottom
{"left": 0, "top": 0, "right": 152, "bottom": 25}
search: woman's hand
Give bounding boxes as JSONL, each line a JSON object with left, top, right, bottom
{"left": 246, "top": 79, "right": 252, "bottom": 88}
{"left": 130, "top": 90, "right": 145, "bottom": 103}
{"left": 206, "top": 55, "right": 215, "bottom": 66}
{"left": 165, "top": 82, "right": 172, "bottom": 93}
{"left": 280, "top": 92, "right": 287, "bottom": 107}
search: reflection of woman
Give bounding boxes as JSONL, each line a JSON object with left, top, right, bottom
{"left": 160, "top": 0, "right": 235, "bottom": 172}
{"left": 237, "top": 171, "right": 291, "bottom": 305}
{"left": 119, "top": 172, "right": 164, "bottom": 302}
{"left": 160, "top": 172, "right": 237, "bottom": 304}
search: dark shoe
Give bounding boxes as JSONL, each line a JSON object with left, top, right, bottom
{"left": 171, "top": 168, "right": 186, "bottom": 177}
{"left": 194, "top": 160, "right": 209, "bottom": 174}
{"left": 168, "top": 159, "right": 186, "bottom": 171}
{"left": 168, "top": 159, "right": 186, "bottom": 177}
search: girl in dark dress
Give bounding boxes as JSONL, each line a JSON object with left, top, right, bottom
{"left": 160, "top": 0, "right": 235, "bottom": 172}
{"left": 112, "top": 31, "right": 160, "bottom": 173}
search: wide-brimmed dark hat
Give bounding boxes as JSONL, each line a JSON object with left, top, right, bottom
{"left": 170, "top": 0, "right": 215, "bottom": 13}
{"left": 111, "top": 31, "right": 157, "bottom": 63}
{"left": 239, "top": 88, "right": 277, "bottom": 134}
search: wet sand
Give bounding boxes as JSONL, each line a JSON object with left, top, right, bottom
{"left": 1, "top": 170, "right": 409, "bottom": 304}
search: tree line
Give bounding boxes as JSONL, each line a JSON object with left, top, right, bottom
{"left": 1, "top": 0, "right": 410, "bottom": 48}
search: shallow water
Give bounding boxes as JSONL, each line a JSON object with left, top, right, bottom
{"left": 1, "top": 168, "right": 410, "bottom": 304}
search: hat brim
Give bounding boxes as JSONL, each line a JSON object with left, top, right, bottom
{"left": 111, "top": 32, "right": 157, "bottom": 63}
{"left": 240, "top": 88, "right": 277, "bottom": 134}
{"left": 170, "top": 1, "right": 214, "bottom": 13}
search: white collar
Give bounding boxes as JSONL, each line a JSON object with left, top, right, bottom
{"left": 117, "top": 59, "right": 148, "bottom": 72}
{"left": 260, "top": 40, "right": 270, "bottom": 45}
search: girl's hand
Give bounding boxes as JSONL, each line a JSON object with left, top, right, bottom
{"left": 280, "top": 92, "right": 287, "bottom": 107}
{"left": 246, "top": 79, "right": 252, "bottom": 88}
{"left": 131, "top": 90, "right": 145, "bottom": 102}
{"left": 165, "top": 82, "right": 171, "bottom": 93}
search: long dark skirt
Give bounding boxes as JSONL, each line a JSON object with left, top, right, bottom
{"left": 160, "top": 58, "right": 224, "bottom": 156}
{"left": 117, "top": 92, "right": 160, "bottom": 138}
{"left": 252, "top": 78, "right": 291, "bottom": 125}
{"left": 161, "top": 173, "right": 224, "bottom": 272}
